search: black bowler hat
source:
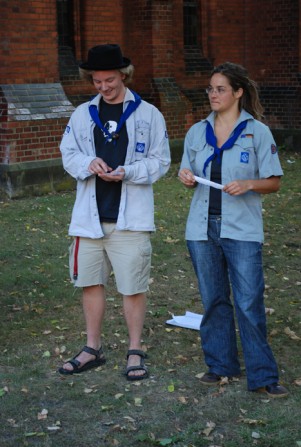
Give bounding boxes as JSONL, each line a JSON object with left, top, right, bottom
{"left": 79, "top": 44, "right": 131, "bottom": 70}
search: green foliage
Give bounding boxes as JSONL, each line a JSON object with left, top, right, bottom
{"left": 0, "top": 152, "right": 300, "bottom": 446}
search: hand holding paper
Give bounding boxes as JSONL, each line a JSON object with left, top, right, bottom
{"left": 194, "top": 175, "right": 224, "bottom": 190}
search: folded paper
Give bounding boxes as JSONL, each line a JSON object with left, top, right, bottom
{"left": 194, "top": 175, "right": 224, "bottom": 190}
{"left": 166, "top": 311, "right": 203, "bottom": 330}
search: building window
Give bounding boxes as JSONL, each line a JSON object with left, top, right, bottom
{"left": 57, "top": 0, "right": 79, "bottom": 78}
{"left": 183, "top": 1, "right": 199, "bottom": 47}
{"left": 57, "top": 0, "right": 74, "bottom": 50}
{"left": 183, "top": 1, "right": 211, "bottom": 72}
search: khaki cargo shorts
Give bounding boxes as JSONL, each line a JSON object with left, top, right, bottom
{"left": 69, "top": 223, "right": 152, "bottom": 296}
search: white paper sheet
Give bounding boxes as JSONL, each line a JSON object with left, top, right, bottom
{"left": 166, "top": 311, "right": 203, "bottom": 331}
{"left": 194, "top": 175, "right": 224, "bottom": 190}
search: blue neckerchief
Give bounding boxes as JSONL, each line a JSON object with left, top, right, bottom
{"left": 89, "top": 90, "right": 142, "bottom": 144}
{"left": 203, "top": 119, "right": 248, "bottom": 176}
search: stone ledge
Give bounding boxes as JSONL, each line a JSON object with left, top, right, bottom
{"left": 0, "top": 83, "right": 75, "bottom": 121}
{"left": 0, "top": 158, "right": 75, "bottom": 199}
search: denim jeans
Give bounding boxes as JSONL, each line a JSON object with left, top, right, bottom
{"left": 187, "top": 216, "right": 279, "bottom": 390}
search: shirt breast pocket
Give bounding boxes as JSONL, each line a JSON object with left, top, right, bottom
{"left": 231, "top": 139, "right": 257, "bottom": 179}
{"left": 189, "top": 143, "right": 208, "bottom": 174}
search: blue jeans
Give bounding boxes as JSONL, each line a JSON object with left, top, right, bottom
{"left": 187, "top": 216, "right": 279, "bottom": 390}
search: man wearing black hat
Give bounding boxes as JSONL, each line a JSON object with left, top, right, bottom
{"left": 59, "top": 44, "right": 170, "bottom": 380}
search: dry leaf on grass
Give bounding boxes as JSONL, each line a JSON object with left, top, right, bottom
{"left": 7, "top": 419, "right": 18, "bottom": 427}
{"left": 47, "top": 426, "right": 60, "bottom": 431}
{"left": 84, "top": 388, "right": 94, "bottom": 394}
{"left": 37, "top": 409, "right": 48, "bottom": 420}
{"left": 252, "top": 431, "right": 261, "bottom": 439}
{"left": 239, "top": 418, "right": 266, "bottom": 425}
{"left": 101, "top": 405, "right": 113, "bottom": 411}
{"left": 164, "top": 236, "right": 180, "bottom": 243}
{"left": 265, "top": 307, "right": 275, "bottom": 315}
{"left": 270, "top": 329, "right": 278, "bottom": 336}
{"left": 202, "top": 421, "right": 216, "bottom": 437}
{"left": 284, "top": 327, "right": 301, "bottom": 340}
{"left": 124, "top": 416, "right": 135, "bottom": 423}
{"left": 195, "top": 372, "right": 205, "bottom": 379}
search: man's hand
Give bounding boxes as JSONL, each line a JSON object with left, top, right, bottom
{"left": 88, "top": 157, "right": 112, "bottom": 175}
{"left": 98, "top": 167, "right": 125, "bottom": 182}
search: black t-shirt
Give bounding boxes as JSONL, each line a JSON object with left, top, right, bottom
{"left": 94, "top": 99, "right": 128, "bottom": 222}
{"left": 208, "top": 152, "right": 222, "bottom": 216}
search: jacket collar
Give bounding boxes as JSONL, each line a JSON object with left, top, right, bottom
{"left": 89, "top": 87, "right": 136, "bottom": 108}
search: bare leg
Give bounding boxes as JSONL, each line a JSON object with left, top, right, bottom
{"left": 62, "top": 285, "right": 106, "bottom": 371}
{"left": 123, "top": 292, "right": 147, "bottom": 378}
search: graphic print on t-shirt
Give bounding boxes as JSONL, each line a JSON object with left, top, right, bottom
{"left": 103, "top": 120, "right": 117, "bottom": 143}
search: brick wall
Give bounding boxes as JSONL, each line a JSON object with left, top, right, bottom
{"left": 0, "top": 0, "right": 301, "bottom": 197}
{"left": 1, "top": 119, "right": 63, "bottom": 163}
{"left": 206, "top": 0, "right": 301, "bottom": 129}
{"left": 124, "top": 0, "right": 194, "bottom": 138}
{"left": 0, "top": 0, "right": 58, "bottom": 84}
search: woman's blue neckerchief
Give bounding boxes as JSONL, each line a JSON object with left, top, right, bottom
{"left": 89, "top": 90, "right": 142, "bottom": 144}
{"left": 203, "top": 119, "right": 248, "bottom": 176}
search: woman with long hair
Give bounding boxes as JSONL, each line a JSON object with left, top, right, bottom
{"left": 179, "top": 62, "right": 288, "bottom": 398}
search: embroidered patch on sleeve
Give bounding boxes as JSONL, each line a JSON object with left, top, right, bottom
{"left": 64, "top": 125, "right": 71, "bottom": 136}
{"left": 271, "top": 144, "right": 277, "bottom": 154}
{"left": 240, "top": 152, "right": 249, "bottom": 164}
{"left": 136, "top": 142, "right": 145, "bottom": 153}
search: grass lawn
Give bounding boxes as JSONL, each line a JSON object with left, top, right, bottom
{"left": 0, "top": 150, "right": 300, "bottom": 447}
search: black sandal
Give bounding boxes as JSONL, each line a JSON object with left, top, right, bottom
{"left": 58, "top": 346, "right": 106, "bottom": 375}
{"left": 125, "top": 349, "right": 149, "bottom": 381}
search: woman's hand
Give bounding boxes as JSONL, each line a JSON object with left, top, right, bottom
{"left": 223, "top": 176, "right": 281, "bottom": 195}
{"left": 178, "top": 168, "right": 197, "bottom": 188}
{"left": 223, "top": 180, "right": 251, "bottom": 195}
